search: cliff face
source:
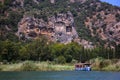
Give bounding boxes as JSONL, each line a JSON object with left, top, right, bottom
{"left": 106, "top": 22, "right": 120, "bottom": 45}
{"left": 17, "top": 12, "right": 78, "bottom": 44}
{"left": 0, "top": 0, "right": 120, "bottom": 47}
{"left": 83, "top": 1, "right": 120, "bottom": 45}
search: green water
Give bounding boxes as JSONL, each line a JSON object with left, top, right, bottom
{"left": 0, "top": 71, "right": 120, "bottom": 80}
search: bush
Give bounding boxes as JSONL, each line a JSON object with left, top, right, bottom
{"left": 99, "top": 60, "right": 111, "bottom": 68}
{"left": 3, "top": 60, "right": 8, "bottom": 64}
{"left": 90, "top": 57, "right": 105, "bottom": 69}
{"left": 55, "top": 56, "right": 66, "bottom": 64}
{"left": 66, "top": 55, "right": 72, "bottom": 63}
{"left": 71, "top": 59, "right": 77, "bottom": 64}
{"left": 21, "top": 61, "right": 38, "bottom": 71}
{"left": 0, "top": 66, "right": 2, "bottom": 71}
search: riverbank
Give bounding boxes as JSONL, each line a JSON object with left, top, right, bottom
{"left": 90, "top": 58, "right": 120, "bottom": 71}
{"left": 0, "top": 59, "right": 120, "bottom": 71}
{"left": 0, "top": 61, "right": 74, "bottom": 71}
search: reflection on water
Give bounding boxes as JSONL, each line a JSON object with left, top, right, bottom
{"left": 0, "top": 71, "right": 120, "bottom": 80}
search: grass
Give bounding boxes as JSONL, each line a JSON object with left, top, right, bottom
{"left": 0, "top": 63, "right": 22, "bottom": 71}
{"left": 102, "top": 60, "right": 120, "bottom": 71}
{"left": 0, "top": 61, "right": 74, "bottom": 71}
{"left": 36, "top": 62, "right": 73, "bottom": 71}
{"left": 90, "top": 58, "right": 120, "bottom": 71}
{"left": 0, "top": 59, "right": 120, "bottom": 71}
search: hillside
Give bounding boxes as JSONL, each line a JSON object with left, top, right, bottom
{"left": 0, "top": 0, "right": 120, "bottom": 63}
{"left": 0, "top": 0, "right": 120, "bottom": 47}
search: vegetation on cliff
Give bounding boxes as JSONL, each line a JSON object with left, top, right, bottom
{"left": 0, "top": 0, "right": 120, "bottom": 45}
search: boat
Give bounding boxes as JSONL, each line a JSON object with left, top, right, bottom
{"left": 75, "top": 63, "right": 91, "bottom": 71}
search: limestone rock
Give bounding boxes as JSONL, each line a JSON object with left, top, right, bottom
{"left": 17, "top": 11, "right": 78, "bottom": 44}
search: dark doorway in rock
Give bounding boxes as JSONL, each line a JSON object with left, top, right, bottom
{"left": 66, "top": 26, "right": 72, "bottom": 32}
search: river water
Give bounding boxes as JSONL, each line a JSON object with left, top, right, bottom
{"left": 0, "top": 71, "right": 120, "bottom": 80}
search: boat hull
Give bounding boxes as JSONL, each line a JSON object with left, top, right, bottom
{"left": 75, "top": 67, "right": 91, "bottom": 71}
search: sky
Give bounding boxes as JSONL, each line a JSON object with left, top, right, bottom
{"left": 100, "top": 0, "right": 120, "bottom": 7}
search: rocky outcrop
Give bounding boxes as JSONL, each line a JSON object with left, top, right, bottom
{"left": 69, "top": 0, "right": 86, "bottom": 3}
{"left": 0, "top": 0, "right": 4, "bottom": 5}
{"left": 17, "top": 11, "right": 78, "bottom": 44}
{"left": 12, "top": 0, "right": 24, "bottom": 7}
{"left": 106, "top": 22, "right": 120, "bottom": 45}
{"left": 50, "top": 0, "right": 55, "bottom": 4}
{"left": 1, "top": 0, "right": 120, "bottom": 48}
{"left": 85, "top": 8, "right": 120, "bottom": 45}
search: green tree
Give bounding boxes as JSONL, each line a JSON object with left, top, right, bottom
{"left": 1, "top": 40, "right": 19, "bottom": 62}
{"left": 115, "top": 44, "right": 120, "bottom": 59}
{"left": 55, "top": 56, "right": 66, "bottom": 64}
{"left": 19, "top": 46, "right": 30, "bottom": 60}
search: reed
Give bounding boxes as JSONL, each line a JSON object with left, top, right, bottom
{"left": 0, "top": 59, "right": 120, "bottom": 71}
{"left": 0, "top": 61, "right": 74, "bottom": 71}
{"left": 90, "top": 58, "right": 120, "bottom": 71}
